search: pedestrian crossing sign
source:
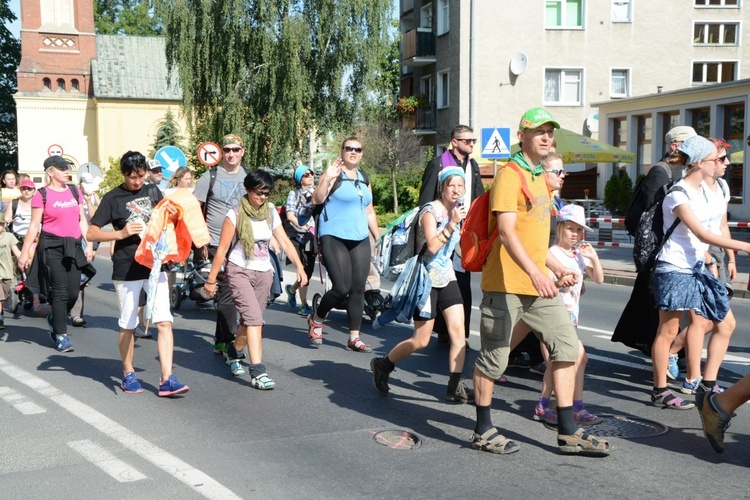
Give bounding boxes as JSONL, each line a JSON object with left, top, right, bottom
{"left": 481, "top": 128, "right": 511, "bottom": 159}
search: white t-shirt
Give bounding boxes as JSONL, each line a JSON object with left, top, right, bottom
{"left": 225, "top": 207, "right": 281, "bottom": 272}
{"left": 548, "top": 245, "right": 590, "bottom": 326}
{"left": 702, "top": 178, "right": 729, "bottom": 236}
{"left": 658, "top": 180, "right": 711, "bottom": 269}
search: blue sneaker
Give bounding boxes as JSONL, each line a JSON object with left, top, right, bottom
{"left": 667, "top": 354, "right": 680, "bottom": 380}
{"left": 285, "top": 284, "right": 297, "bottom": 309}
{"left": 55, "top": 335, "right": 74, "bottom": 353}
{"left": 681, "top": 377, "right": 702, "bottom": 395}
{"left": 121, "top": 372, "right": 143, "bottom": 394}
{"left": 298, "top": 304, "right": 313, "bottom": 316}
{"left": 158, "top": 374, "right": 189, "bottom": 397}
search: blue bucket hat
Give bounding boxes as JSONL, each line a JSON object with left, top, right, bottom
{"left": 294, "top": 165, "right": 313, "bottom": 187}
{"left": 439, "top": 166, "right": 465, "bottom": 186}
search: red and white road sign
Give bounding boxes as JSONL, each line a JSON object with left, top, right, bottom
{"left": 197, "top": 142, "right": 222, "bottom": 167}
{"left": 48, "top": 144, "right": 63, "bottom": 157}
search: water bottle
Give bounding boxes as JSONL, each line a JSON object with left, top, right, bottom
{"left": 392, "top": 223, "right": 408, "bottom": 245}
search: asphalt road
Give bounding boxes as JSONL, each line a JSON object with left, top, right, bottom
{"left": 1, "top": 257, "right": 749, "bottom": 499}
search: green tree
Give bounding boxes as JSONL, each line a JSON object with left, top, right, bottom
{"left": 0, "top": 0, "right": 21, "bottom": 170}
{"left": 95, "top": 0, "right": 163, "bottom": 35}
{"left": 150, "top": 109, "right": 185, "bottom": 157}
{"left": 358, "top": 116, "right": 423, "bottom": 215}
{"left": 154, "top": 0, "right": 393, "bottom": 167}
{"left": 99, "top": 156, "right": 124, "bottom": 195}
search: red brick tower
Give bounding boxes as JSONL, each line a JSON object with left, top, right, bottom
{"left": 16, "top": 0, "right": 96, "bottom": 95}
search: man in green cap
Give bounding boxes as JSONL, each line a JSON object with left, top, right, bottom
{"left": 468, "top": 107, "right": 613, "bottom": 457}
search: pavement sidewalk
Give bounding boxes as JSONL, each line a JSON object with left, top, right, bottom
{"left": 596, "top": 245, "right": 750, "bottom": 299}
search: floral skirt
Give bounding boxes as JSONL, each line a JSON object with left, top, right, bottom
{"left": 652, "top": 261, "right": 729, "bottom": 322}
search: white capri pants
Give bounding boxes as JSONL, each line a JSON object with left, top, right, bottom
{"left": 114, "top": 273, "right": 173, "bottom": 329}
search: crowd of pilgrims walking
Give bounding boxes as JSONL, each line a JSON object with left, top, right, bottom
{"left": 3, "top": 108, "right": 748, "bottom": 456}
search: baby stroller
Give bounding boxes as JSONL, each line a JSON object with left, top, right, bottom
{"left": 10, "top": 272, "right": 35, "bottom": 314}
{"left": 311, "top": 260, "right": 387, "bottom": 323}
{"left": 169, "top": 259, "right": 213, "bottom": 310}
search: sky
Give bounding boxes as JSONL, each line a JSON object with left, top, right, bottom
{"left": 5, "top": 0, "right": 20, "bottom": 37}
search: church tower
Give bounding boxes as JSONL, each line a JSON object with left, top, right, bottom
{"left": 16, "top": 0, "right": 96, "bottom": 95}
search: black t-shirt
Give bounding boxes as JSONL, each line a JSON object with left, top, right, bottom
{"left": 90, "top": 184, "right": 162, "bottom": 281}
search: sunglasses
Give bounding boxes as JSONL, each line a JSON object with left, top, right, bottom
{"left": 456, "top": 138, "right": 477, "bottom": 145}
{"left": 124, "top": 154, "right": 146, "bottom": 166}
{"left": 223, "top": 147, "right": 243, "bottom": 153}
{"left": 53, "top": 165, "right": 70, "bottom": 171}
{"left": 343, "top": 146, "right": 363, "bottom": 153}
{"left": 545, "top": 168, "right": 565, "bottom": 177}
{"left": 254, "top": 189, "right": 271, "bottom": 197}
{"left": 718, "top": 155, "right": 728, "bottom": 162}
{"left": 302, "top": 171, "right": 313, "bottom": 177}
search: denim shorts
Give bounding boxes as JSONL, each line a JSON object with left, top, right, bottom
{"left": 652, "top": 261, "right": 729, "bottom": 322}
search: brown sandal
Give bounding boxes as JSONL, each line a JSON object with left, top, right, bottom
{"left": 558, "top": 428, "right": 612, "bottom": 456}
{"left": 469, "top": 428, "right": 520, "bottom": 455}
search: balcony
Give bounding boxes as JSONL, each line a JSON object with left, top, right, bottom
{"left": 415, "top": 103, "right": 436, "bottom": 133}
{"left": 401, "top": 28, "right": 436, "bottom": 67}
{"left": 401, "top": 0, "right": 414, "bottom": 17}
{"left": 402, "top": 103, "right": 436, "bottom": 134}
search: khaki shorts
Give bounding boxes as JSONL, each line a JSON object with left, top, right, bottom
{"left": 0, "top": 279, "right": 11, "bottom": 302}
{"left": 475, "top": 291, "right": 579, "bottom": 379}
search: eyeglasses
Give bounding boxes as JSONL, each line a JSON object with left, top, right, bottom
{"left": 456, "top": 138, "right": 477, "bottom": 145}
{"left": 302, "top": 171, "right": 313, "bottom": 178}
{"left": 544, "top": 169, "right": 565, "bottom": 177}
{"left": 223, "top": 147, "right": 243, "bottom": 153}
{"left": 254, "top": 189, "right": 271, "bottom": 197}
{"left": 343, "top": 146, "right": 363, "bottom": 153}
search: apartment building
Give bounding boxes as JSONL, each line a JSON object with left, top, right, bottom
{"left": 399, "top": 0, "right": 750, "bottom": 201}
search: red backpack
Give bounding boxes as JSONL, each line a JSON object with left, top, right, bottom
{"left": 460, "top": 162, "right": 538, "bottom": 272}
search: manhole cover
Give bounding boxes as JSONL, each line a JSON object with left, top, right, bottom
{"left": 373, "top": 430, "right": 422, "bottom": 450}
{"left": 543, "top": 414, "right": 669, "bottom": 438}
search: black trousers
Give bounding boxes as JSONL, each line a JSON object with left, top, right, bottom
{"left": 45, "top": 246, "right": 80, "bottom": 336}
{"left": 208, "top": 245, "right": 238, "bottom": 345}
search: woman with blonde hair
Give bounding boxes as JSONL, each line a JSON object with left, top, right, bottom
{"left": 165, "top": 167, "right": 194, "bottom": 193}
{"left": 18, "top": 156, "right": 94, "bottom": 352}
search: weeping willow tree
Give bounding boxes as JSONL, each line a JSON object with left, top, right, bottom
{"left": 154, "top": 0, "right": 393, "bottom": 166}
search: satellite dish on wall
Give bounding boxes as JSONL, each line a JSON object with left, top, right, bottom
{"left": 586, "top": 112, "right": 600, "bottom": 134}
{"left": 509, "top": 53, "right": 528, "bottom": 76}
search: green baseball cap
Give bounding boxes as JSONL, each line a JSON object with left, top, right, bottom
{"left": 519, "top": 107, "right": 560, "bottom": 130}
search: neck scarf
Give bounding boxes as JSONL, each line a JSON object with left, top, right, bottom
{"left": 510, "top": 150, "right": 544, "bottom": 181}
{"left": 441, "top": 149, "right": 460, "bottom": 168}
{"left": 236, "top": 196, "right": 270, "bottom": 257}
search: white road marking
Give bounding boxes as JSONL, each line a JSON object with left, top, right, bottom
{"left": 0, "top": 357, "right": 241, "bottom": 500}
{"left": 0, "top": 386, "right": 46, "bottom": 414}
{"left": 68, "top": 439, "right": 147, "bottom": 482}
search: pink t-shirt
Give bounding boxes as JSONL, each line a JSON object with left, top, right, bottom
{"left": 31, "top": 186, "right": 84, "bottom": 238}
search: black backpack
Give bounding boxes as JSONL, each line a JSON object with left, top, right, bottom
{"left": 632, "top": 184, "right": 687, "bottom": 272}
{"left": 625, "top": 162, "right": 672, "bottom": 237}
